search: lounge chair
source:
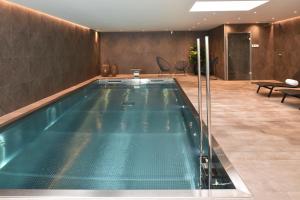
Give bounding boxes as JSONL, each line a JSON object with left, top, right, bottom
{"left": 174, "top": 60, "right": 188, "bottom": 74}
{"left": 279, "top": 89, "right": 300, "bottom": 109}
{"left": 253, "top": 81, "right": 298, "bottom": 97}
{"left": 156, "top": 56, "right": 172, "bottom": 75}
{"left": 253, "top": 70, "right": 300, "bottom": 97}
{"left": 156, "top": 57, "right": 189, "bottom": 76}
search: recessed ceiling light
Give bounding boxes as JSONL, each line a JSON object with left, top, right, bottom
{"left": 294, "top": 10, "right": 298, "bottom": 14}
{"left": 254, "top": 11, "right": 257, "bottom": 14}
{"left": 238, "top": 17, "right": 241, "bottom": 20}
{"left": 190, "top": 1, "right": 269, "bottom": 12}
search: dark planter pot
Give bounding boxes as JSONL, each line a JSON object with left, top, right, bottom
{"left": 192, "top": 60, "right": 216, "bottom": 76}
{"left": 193, "top": 63, "right": 198, "bottom": 75}
{"left": 193, "top": 62, "right": 207, "bottom": 75}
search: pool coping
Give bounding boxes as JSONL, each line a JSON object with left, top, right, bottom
{"left": 0, "top": 77, "right": 251, "bottom": 199}
{"left": 0, "top": 77, "right": 100, "bottom": 128}
{"left": 174, "top": 78, "right": 252, "bottom": 197}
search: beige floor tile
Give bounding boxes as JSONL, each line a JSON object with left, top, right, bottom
{"left": 175, "top": 75, "right": 300, "bottom": 200}
{"left": 288, "top": 192, "right": 300, "bottom": 200}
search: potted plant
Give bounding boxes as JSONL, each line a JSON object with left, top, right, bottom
{"left": 188, "top": 45, "right": 206, "bottom": 75}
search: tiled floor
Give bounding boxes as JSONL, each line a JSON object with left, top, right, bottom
{"left": 174, "top": 75, "right": 300, "bottom": 200}
{"left": 0, "top": 74, "right": 299, "bottom": 200}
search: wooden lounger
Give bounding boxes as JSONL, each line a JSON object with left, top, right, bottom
{"left": 252, "top": 81, "right": 297, "bottom": 97}
{"left": 279, "top": 89, "right": 300, "bottom": 109}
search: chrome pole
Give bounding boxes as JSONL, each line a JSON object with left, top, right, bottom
{"left": 196, "top": 38, "right": 203, "bottom": 191}
{"left": 205, "top": 36, "right": 212, "bottom": 194}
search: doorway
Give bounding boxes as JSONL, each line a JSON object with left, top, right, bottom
{"left": 227, "top": 33, "right": 251, "bottom": 80}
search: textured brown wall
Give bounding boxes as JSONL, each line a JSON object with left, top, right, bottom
{"left": 100, "top": 31, "right": 206, "bottom": 74}
{"left": 224, "top": 24, "right": 274, "bottom": 80}
{"left": 0, "top": 1, "right": 100, "bottom": 116}
{"left": 209, "top": 25, "right": 225, "bottom": 79}
{"left": 273, "top": 17, "right": 300, "bottom": 81}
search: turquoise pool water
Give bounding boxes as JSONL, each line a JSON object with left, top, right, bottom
{"left": 0, "top": 79, "right": 233, "bottom": 190}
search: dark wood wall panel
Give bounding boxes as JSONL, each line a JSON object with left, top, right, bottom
{"left": 100, "top": 31, "right": 206, "bottom": 74}
{"left": 273, "top": 17, "right": 300, "bottom": 81}
{"left": 209, "top": 25, "right": 225, "bottom": 79}
{"left": 0, "top": 1, "right": 100, "bottom": 116}
{"left": 224, "top": 24, "right": 274, "bottom": 80}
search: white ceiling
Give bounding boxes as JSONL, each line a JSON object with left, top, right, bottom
{"left": 9, "top": 0, "right": 300, "bottom": 32}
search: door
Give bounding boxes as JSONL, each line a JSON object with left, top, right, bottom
{"left": 227, "top": 33, "right": 251, "bottom": 80}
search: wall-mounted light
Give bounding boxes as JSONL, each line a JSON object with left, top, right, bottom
{"left": 95, "top": 31, "right": 99, "bottom": 43}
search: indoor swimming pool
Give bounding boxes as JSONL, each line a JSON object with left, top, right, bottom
{"left": 0, "top": 78, "right": 244, "bottom": 198}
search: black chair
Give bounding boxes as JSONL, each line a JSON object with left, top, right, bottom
{"left": 156, "top": 56, "right": 172, "bottom": 75}
{"left": 175, "top": 60, "right": 188, "bottom": 74}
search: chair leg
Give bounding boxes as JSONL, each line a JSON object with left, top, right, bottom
{"left": 256, "top": 86, "right": 261, "bottom": 93}
{"left": 268, "top": 87, "right": 274, "bottom": 97}
{"left": 281, "top": 94, "right": 287, "bottom": 103}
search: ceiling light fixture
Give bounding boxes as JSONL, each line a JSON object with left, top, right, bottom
{"left": 190, "top": 1, "right": 269, "bottom": 12}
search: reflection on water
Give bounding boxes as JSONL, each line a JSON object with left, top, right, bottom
{"left": 0, "top": 81, "right": 234, "bottom": 190}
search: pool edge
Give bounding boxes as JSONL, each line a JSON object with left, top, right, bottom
{"left": 0, "top": 77, "right": 252, "bottom": 199}
{"left": 0, "top": 76, "right": 100, "bottom": 128}
{"left": 174, "top": 78, "right": 252, "bottom": 198}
